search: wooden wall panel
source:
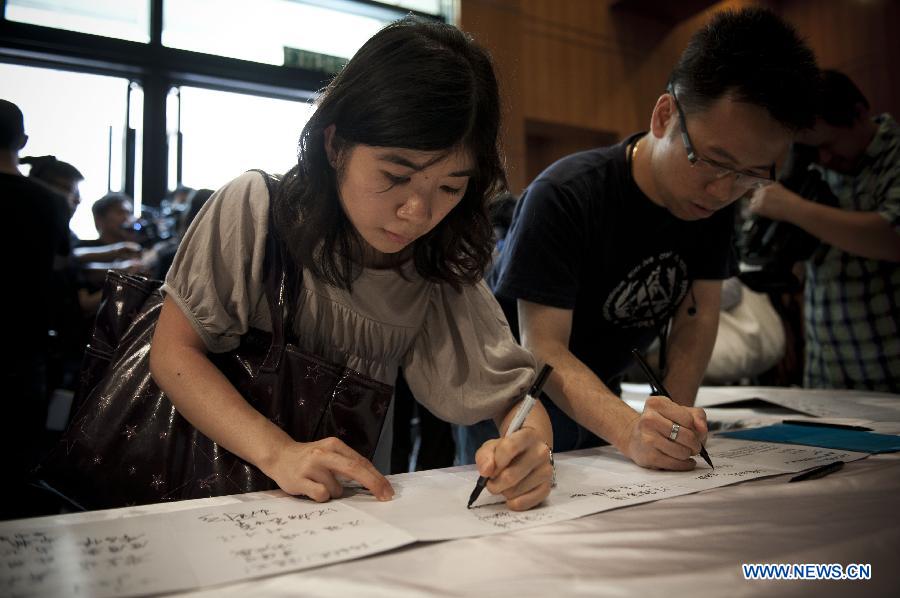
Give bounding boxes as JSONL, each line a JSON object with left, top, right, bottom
{"left": 461, "top": 0, "right": 899, "bottom": 193}
{"left": 518, "top": 0, "right": 662, "bottom": 134}
{"left": 459, "top": 0, "right": 528, "bottom": 192}
{"left": 777, "top": 0, "right": 900, "bottom": 118}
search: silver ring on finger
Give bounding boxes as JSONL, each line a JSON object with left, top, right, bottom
{"left": 669, "top": 422, "right": 681, "bottom": 441}
{"left": 544, "top": 442, "right": 557, "bottom": 488}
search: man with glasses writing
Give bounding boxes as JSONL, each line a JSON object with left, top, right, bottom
{"left": 484, "top": 8, "right": 821, "bottom": 469}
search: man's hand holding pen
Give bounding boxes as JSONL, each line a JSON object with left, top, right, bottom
{"left": 624, "top": 349, "right": 714, "bottom": 471}
{"left": 621, "top": 396, "right": 709, "bottom": 471}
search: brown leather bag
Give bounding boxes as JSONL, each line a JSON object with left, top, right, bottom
{"left": 37, "top": 172, "right": 393, "bottom": 510}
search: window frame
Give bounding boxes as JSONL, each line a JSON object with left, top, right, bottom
{"left": 0, "top": 0, "right": 442, "bottom": 204}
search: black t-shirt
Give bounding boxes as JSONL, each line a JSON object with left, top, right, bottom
{"left": 489, "top": 134, "right": 737, "bottom": 384}
{"left": 1, "top": 173, "right": 70, "bottom": 357}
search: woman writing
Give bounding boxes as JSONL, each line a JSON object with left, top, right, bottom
{"left": 149, "top": 17, "right": 553, "bottom": 511}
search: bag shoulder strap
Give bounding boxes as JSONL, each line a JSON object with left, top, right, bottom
{"left": 250, "top": 169, "right": 300, "bottom": 372}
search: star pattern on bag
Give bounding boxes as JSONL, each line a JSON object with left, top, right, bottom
{"left": 198, "top": 474, "right": 220, "bottom": 490}
{"left": 79, "top": 368, "right": 92, "bottom": 389}
{"left": 332, "top": 376, "right": 350, "bottom": 401}
{"left": 193, "top": 437, "right": 223, "bottom": 463}
{"left": 123, "top": 424, "right": 138, "bottom": 440}
{"left": 62, "top": 416, "right": 89, "bottom": 455}
{"left": 305, "top": 364, "right": 323, "bottom": 382}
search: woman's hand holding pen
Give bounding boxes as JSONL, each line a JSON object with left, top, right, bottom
{"left": 474, "top": 425, "right": 554, "bottom": 511}
{"left": 622, "top": 396, "right": 709, "bottom": 471}
{"left": 468, "top": 365, "right": 555, "bottom": 511}
{"left": 263, "top": 437, "right": 394, "bottom": 503}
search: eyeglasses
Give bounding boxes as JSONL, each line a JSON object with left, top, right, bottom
{"left": 667, "top": 84, "right": 776, "bottom": 192}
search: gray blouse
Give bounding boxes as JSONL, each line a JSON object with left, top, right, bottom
{"left": 162, "top": 172, "right": 535, "bottom": 459}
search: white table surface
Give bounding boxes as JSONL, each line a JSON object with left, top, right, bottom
{"left": 9, "top": 388, "right": 900, "bottom": 597}
{"left": 171, "top": 453, "right": 899, "bottom": 598}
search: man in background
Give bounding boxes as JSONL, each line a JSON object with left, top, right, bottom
{"left": 0, "top": 99, "right": 69, "bottom": 518}
{"left": 750, "top": 70, "right": 900, "bottom": 391}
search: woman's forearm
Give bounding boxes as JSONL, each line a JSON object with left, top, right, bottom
{"left": 148, "top": 299, "right": 292, "bottom": 477}
{"left": 494, "top": 398, "right": 553, "bottom": 447}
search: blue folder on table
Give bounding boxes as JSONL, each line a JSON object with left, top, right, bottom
{"left": 719, "top": 424, "right": 900, "bottom": 454}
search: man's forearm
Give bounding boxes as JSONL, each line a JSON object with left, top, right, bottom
{"left": 518, "top": 297, "right": 713, "bottom": 471}
{"left": 528, "top": 341, "right": 639, "bottom": 453}
{"left": 662, "top": 298, "right": 720, "bottom": 407}
{"left": 788, "top": 200, "right": 900, "bottom": 262}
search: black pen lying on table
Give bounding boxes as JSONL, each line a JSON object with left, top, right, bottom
{"left": 789, "top": 460, "right": 844, "bottom": 482}
{"left": 467, "top": 363, "right": 554, "bottom": 509}
{"left": 782, "top": 419, "right": 873, "bottom": 432}
{"left": 631, "top": 349, "right": 714, "bottom": 469}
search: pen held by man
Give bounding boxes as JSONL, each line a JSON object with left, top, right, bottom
{"left": 631, "top": 349, "right": 714, "bottom": 469}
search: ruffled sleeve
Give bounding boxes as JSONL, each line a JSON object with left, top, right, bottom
{"left": 403, "top": 280, "right": 536, "bottom": 425}
{"left": 161, "top": 171, "right": 270, "bottom": 353}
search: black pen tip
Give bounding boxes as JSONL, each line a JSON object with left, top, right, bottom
{"left": 699, "top": 446, "right": 714, "bottom": 469}
{"left": 468, "top": 477, "right": 486, "bottom": 508}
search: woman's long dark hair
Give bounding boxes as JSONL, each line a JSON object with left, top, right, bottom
{"left": 273, "top": 16, "right": 505, "bottom": 291}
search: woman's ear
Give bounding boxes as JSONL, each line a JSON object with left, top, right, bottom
{"left": 323, "top": 124, "right": 338, "bottom": 167}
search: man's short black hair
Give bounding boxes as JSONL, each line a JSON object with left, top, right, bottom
{"left": 668, "top": 7, "right": 820, "bottom": 131}
{"left": 92, "top": 192, "right": 131, "bottom": 219}
{"left": 21, "top": 155, "right": 84, "bottom": 183}
{"left": 0, "top": 99, "right": 25, "bottom": 150}
{"left": 818, "top": 69, "right": 869, "bottom": 128}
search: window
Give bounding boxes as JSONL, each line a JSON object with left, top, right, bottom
{"left": 162, "top": 0, "right": 404, "bottom": 66}
{"left": 1, "top": 63, "right": 133, "bottom": 240}
{"left": 5, "top": 0, "right": 150, "bottom": 42}
{"left": 171, "top": 86, "right": 315, "bottom": 192}
{"left": 2, "top": 0, "right": 452, "bottom": 215}
{"left": 382, "top": 1, "right": 446, "bottom": 15}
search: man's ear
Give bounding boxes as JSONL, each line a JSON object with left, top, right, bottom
{"left": 16, "top": 134, "right": 27, "bottom": 152}
{"left": 323, "top": 124, "right": 338, "bottom": 167}
{"left": 650, "top": 94, "right": 675, "bottom": 139}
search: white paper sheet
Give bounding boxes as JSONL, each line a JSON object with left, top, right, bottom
{"left": 0, "top": 499, "right": 415, "bottom": 598}
{"left": 348, "top": 437, "right": 858, "bottom": 540}
{"left": 168, "top": 498, "right": 416, "bottom": 584}
{"left": 0, "top": 516, "right": 186, "bottom": 598}
{"left": 344, "top": 471, "right": 585, "bottom": 541}
{"left": 695, "top": 386, "right": 900, "bottom": 422}
{"left": 705, "top": 437, "right": 868, "bottom": 471}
